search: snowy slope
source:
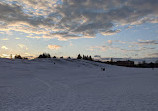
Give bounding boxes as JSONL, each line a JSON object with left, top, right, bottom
{"left": 0, "top": 58, "right": 158, "bottom": 111}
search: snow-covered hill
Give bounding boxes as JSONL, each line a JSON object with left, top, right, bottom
{"left": 0, "top": 58, "right": 158, "bottom": 111}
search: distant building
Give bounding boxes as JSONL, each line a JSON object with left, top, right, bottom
{"left": 116, "top": 60, "right": 134, "bottom": 67}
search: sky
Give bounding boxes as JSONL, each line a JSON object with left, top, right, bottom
{"left": 0, "top": 0, "right": 158, "bottom": 59}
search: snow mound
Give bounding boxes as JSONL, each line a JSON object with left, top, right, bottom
{"left": 0, "top": 58, "right": 158, "bottom": 111}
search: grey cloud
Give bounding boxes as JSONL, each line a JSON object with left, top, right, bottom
{"left": 55, "top": 0, "right": 158, "bottom": 37}
{"left": 0, "top": 3, "right": 23, "bottom": 22}
{"left": 51, "top": 32, "right": 68, "bottom": 35}
{"left": 1, "top": 0, "right": 158, "bottom": 40}
{"left": 127, "top": 0, "right": 158, "bottom": 15}
{"left": 136, "top": 40, "right": 158, "bottom": 45}
{"left": 90, "top": 44, "right": 156, "bottom": 53}
{"left": 101, "top": 30, "right": 121, "bottom": 35}
{"left": 0, "top": 2, "right": 55, "bottom": 27}
{"left": 94, "top": 55, "right": 101, "bottom": 58}
{"left": 148, "top": 53, "right": 158, "bottom": 57}
{"left": 121, "top": 47, "right": 156, "bottom": 52}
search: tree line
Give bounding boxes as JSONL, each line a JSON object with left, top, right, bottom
{"left": 13, "top": 53, "right": 93, "bottom": 61}
{"left": 77, "top": 54, "right": 93, "bottom": 61}
{"left": 11, "top": 53, "right": 158, "bottom": 68}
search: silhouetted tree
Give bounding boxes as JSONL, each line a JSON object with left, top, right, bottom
{"left": 67, "top": 57, "right": 71, "bottom": 59}
{"left": 53, "top": 56, "right": 56, "bottom": 58}
{"left": 38, "top": 53, "right": 51, "bottom": 58}
{"left": 83, "top": 55, "right": 85, "bottom": 59}
{"left": 60, "top": 56, "right": 63, "bottom": 59}
{"left": 84, "top": 55, "right": 88, "bottom": 60}
{"left": 81, "top": 55, "right": 93, "bottom": 61}
{"left": 77, "top": 54, "right": 82, "bottom": 59}
{"left": 89, "top": 56, "right": 93, "bottom": 61}
{"left": 15, "top": 54, "right": 22, "bottom": 59}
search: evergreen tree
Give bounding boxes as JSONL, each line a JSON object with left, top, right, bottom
{"left": 83, "top": 55, "right": 85, "bottom": 59}
{"left": 89, "top": 56, "right": 93, "bottom": 61}
{"left": 53, "top": 56, "right": 56, "bottom": 58}
{"left": 86, "top": 55, "right": 88, "bottom": 60}
{"left": 38, "top": 53, "right": 51, "bottom": 58}
{"left": 77, "top": 54, "right": 82, "bottom": 59}
{"left": 67, "top": 57, "right": 71, "bottom": 59}
{"left": 15, "top": 54, "right": 22, "bottom": 59}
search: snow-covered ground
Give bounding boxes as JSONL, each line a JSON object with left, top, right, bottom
{"left": 0, "top": 58, "right": 158, "bottom": 111}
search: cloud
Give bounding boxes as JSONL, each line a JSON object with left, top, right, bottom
{"left": 0, "top": 0, "right": 158, "bottom": 40}
{"left": 148, "top": 53, "right": 158, "bottom": 57}
{"left": 114, "top": 40, "right": 158, "bottom": 46}
{"left": 108, "top": 40, "right": 112, "bottom": 44}
{"left": 126, "top": 25, "right": 133, "bottom": 29}
{"left": 1, "top": 46, "right": 8, "bottom": 50}
{"left": 55, "top": 0, "right": 158, "bottom": 37}
{"left": 101, "top": 30, "right": 121, "bottom": 36}
{"left": 18, "top": 44, "right": 28, "bottom": 50}
{"left": 1, "top": 38, "right": 9, "bottom": 41}
{"left": 88, "top": 46, "right": 108, "bottom": 52}
{"left": 89, "top": 44, "right": 156, "bottom": 53}
{"left": 1, "top": 54, "right": 10, "bottom": 58}
{"left": 11, "top": 0, "right": 58, "bottom": 15}
{"left": 115, "top": 40, "right": 127, "bottom": 44}
{"left": 136, "top": 40, "right": 158, "bottom": 45}
{"left": 48, "top": 45, "right": 61, "bottom": 50}
{"left": 94, "top": 55, "right": 101, "bottom": 58}
{"left": 0, "top": 2, "right": 56, "bottom": 27}
{"left": 15, "top": 38, "right": 20, "bottom": 40}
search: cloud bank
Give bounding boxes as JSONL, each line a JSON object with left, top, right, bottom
{"left": 1, "top": 46, "right": 8, "bottom": 50}
{"left": 0, "top": 0, "right": 158, "bottom": 40}
{"left": 48, "top": 45, "right": 61, "bottom": 50}
{"left": 136, "top": 40, "right": 158, "bottom": 45}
